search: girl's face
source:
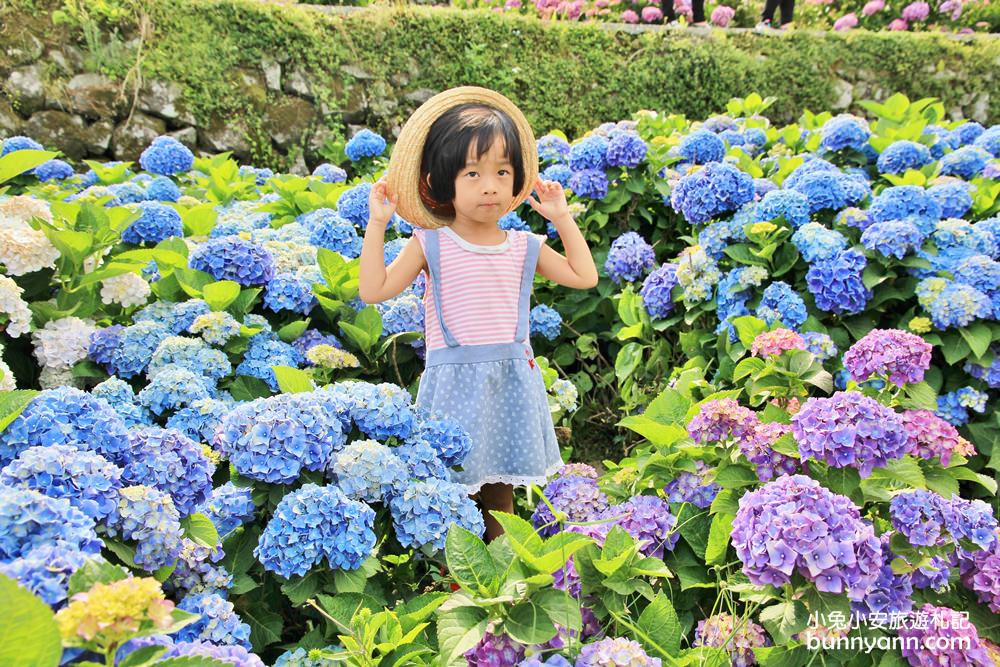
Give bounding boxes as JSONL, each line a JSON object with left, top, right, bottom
{"left": 450, "top": 138, "right": 515, "bottom": 225}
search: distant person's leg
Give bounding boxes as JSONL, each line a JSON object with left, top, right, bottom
{"left": 661, "top": 0, "right": 677, "bottom": 23}
{"left": 757, "top": 0, "right": 780, "bottom": 29}
{"left": 779, "top": 0, "right": 795, "bottom": 27}
{"left": 691, "top": 0, "right": 707, "bottom": 25}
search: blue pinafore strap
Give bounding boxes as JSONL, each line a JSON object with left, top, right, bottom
{"left": 423, "top": 229, "right": 541, "bottom": 367}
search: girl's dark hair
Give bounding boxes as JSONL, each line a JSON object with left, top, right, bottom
{"left": 419, "top": 103, "right": 525, "bottom": 219}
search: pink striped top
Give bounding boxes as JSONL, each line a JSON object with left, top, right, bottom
{"left": 413, "top": 226, "right": 545, "bottom": 352}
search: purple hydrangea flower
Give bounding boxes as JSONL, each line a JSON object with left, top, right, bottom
{"left": 898, "top": 604, "right": 993, "bottom": 666}
{"left": 532, "top": 475, "right": 610, "bottom": 537}
{"left": 843, "top": 328, "right": 932, "bottom": 386}
{"left": 604, "top": 232, "right": 655, "bottom": 284}
{"left": 693, "top": 613, "right": 770, "bottom": 667}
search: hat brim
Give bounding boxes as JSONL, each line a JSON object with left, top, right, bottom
{"left": 386, "top": 86, "right": 539, "bottom": 230}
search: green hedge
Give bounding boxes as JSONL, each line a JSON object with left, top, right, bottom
{"left": 4, "top": 0, "right": 999, "bottom": 149}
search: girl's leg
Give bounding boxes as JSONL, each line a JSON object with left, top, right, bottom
{"left": 760, "top": 0, "right": 780, "bottom": 23}
{"left": 660, "top": 0, "right": 676, "bottom": 22}
{"left": 479, "top": 482, "right": 514, "bottom": 542}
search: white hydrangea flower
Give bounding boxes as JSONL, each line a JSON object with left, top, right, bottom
{"left": 0, "top": 196, "right": 60, "bottom": 276}
{"left": 0, "top": 358, "right": 15, "bottom": 391}
{"left": 38, "top": 364, "right": 82, "bottom": 389}
{"left": 100, "top": 271, "right": 151, "bottom": 307}
{"left": 549, "top": 378, "right": 579, "bottom": 413}
{"left": 31, "top": 316, "right": 96, "bottom": 371}
{"left": 0, "top": 275, "right": 33, "bottom": 337}
{"left": 0, "top": 194, "right": 53, "bottom": 224}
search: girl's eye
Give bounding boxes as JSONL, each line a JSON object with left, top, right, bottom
{"left": 498, "top": 169, "right": 510, "bottom": 176}
{"left": 467, "top": 171, "right": 478, "bottom": 177}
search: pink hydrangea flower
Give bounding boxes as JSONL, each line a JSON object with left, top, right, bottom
{"left": 902, "top": 0, "right": 930, "bottom": 20}
{"left": 889, "top": 17, "right": 909, "bottom": 29}
{"left": 621, "top": 8, "right": 640, "bottom": 21}
{"left": 751, "top": 328, "right": 806, "bottom": 358}
{"left": 834, "top": 12, "right": 859, "bottom": 29}
{"left": 711, "top": 5, "right": 735, "bottom": 26}
{"left": 862, "top": 0, "right": 885, "bottom": 15}
{"left": 641, "top": 5, "right": 663, "bottom": 21}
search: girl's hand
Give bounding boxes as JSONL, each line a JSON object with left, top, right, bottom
{"left": 368, "top": 178, "right": 397, "bottom": 228}
{"left": 527, "top": 178, "right": 571, "bottom": 224}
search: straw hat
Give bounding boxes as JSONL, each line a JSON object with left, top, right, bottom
{"left": 386, "top": 86, "right": 538, "bottom": 230}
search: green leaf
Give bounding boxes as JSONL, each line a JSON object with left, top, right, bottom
{"left": 759, "top": 600, "right": 809, "bottom": 645}
{"left": 202, "top": 280, "right": 241, "bottom": 311}
{"left": 277, "top": 319, "right": 310, "bottom": 343}
{"left": 339, "top": 321, "right": 371, "bottom": 352}
{"left": 732, "top": 316, "right": 769, "bottom": 348}
{"left": 180, "top": 513, "right": 220, "bottom": 549}
{"left": 355, "top": 305, "right": 384, "bottom": 341}
{"left": 271, "top": 366, "right": 315, "bottom": 394}
{"left": 705, "top": 513, "right": 734, "bottom": 566}
{"left": 638, "top": 592, "right": 681, "bottom": 657}
{"left": 222, "top": 526, "right": 260, "bottom": 576}
{"left": 900, "top": 381, "right": 937, "bottom": 411}
{"left": 228, "top": 376, "right": 272, "bottom": 401}
{"left": 227, "top": 288, "right": 262, "bottom": 319}
{"left": 117, "top": 645, "right": 168, "bottom": 667}
{"left": 713, "top": 464, "right": 758, "bottom": 489}
{"left": 0, "top": 390, "right": 39, "bottom": 433}
{"left": 281, "top": 570, "right": 320, "bottom": 606}
{"left": 643, "top": 388, "right": 692, "bottom": 425}
{"left": 445, "top": 525, "right": 500, "bottom": 598}
{"left": 237, "top": 602, "right": 283, "bottom": 651}
{"left": 0, "top": 149, "right": 58, "bottom": 183}
{"left": 0, "top": 572, "right": 62, "bottom": 666}
{"left": 960, "top": 322, "right": 993, "bottom": 359}
{"left": 174, "top": 267, "right": 216, "bottom": 298}
{"left": 531, "top": 588, "right": 581, "bottom": 632}
{"left": 68, "top": 557, "right": 129, "bottom": 597}
{"left": 436, "top": 607, "right": 488, "bottom": 666}
{"left": 503, "top": 600, "right": 556, "bottom": 645}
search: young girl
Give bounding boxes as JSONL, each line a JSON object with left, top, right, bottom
{"left": 358, "top": 87, "right": 599, "bottom": 542}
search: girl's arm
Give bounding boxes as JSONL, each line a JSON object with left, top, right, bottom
{"left": 358, "top": 178, "right": 427, "bottom": 305}
{"left": 359, "top": 232, "right": 426, "bottom": 305}
{"left": 536, "top": 222, "right": 599, "bottom": 289}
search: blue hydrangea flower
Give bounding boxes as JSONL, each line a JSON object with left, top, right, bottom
{"left": 88, "top": 325, "right": 124, "bottom": 369}
{"left": 135, "top": 300, "right": 212, "bottom": 335}
{"left": 678, "top": 130, "right": 725, "bottom": 165}
{"left": 195, "top": 482, "right": 255, "bottom": 538}
{"left": 697, "top": 220, "right": 734, "bottom": 261}
{"left": 940, "top": 146, "right": 990, "bottom": 179}
{"left": 215, "top": 393, "right": 345, "bottom": 484}
{"left": 756, "top": 189, "right": 810, "bottom": 229}
{"left": 168, "top": 540, "right": 232, "bottom": 598}
{"left": 537, "top": 134, "right": 571, "bottom": 163}
{"left": 861, "top": 219, "right": 924, "bottom": 260}
{"left": 756, "top": 281, "right": 808, "bottom": 330}
{"left": 972, "top": 126, "right": 1000, "bottom": 157}
{"left": 188, "top": 312, "right": 242, "bottom": 347}
{"left": 916, "top": 277, "right": 991, "bottom": 329}
{"left": 0, "top": 442, "right": 122, "bottom": 522}
{"left": 255, "top": 483, "right": 376, "bottom": 577}
{"left": 336, "top": 183, "right": 372, "bottom": 228}
{"left": 389, "top": 478, "right": 485, "bottom": 551}
{"left": 190, "top": 237, "right": 275, "bottom": 286}
{"left": 121, "top": 201, "right": 183, "bottom": 244}
{"left": 663, "top": 461, "right": 720, "bottom": 509}
{"left": 0, "top": 544, "right": 88, "bottom": 607}
{"left": 498, "top": 211, "right": 530, "bottom": 231}
{"left": 606, "top": 132, "right": 647, "bottom": 168}
{"left": 264, "top": 271, "right": 319, "bottom": 315}
{"left": 947, "top": 122, "right": 986, "bottom": 149}
{"left": 801, "top": 331, "right": 837, "bottom": 361}
{"left": 671, "top": 162, "right": 755, "bottom": 225}
{"left": 952, "top": 254, "right": 1000, "bottom": 294}
{"left": 405, "top": 414, "right": 471, "bottom": 468}
{"left": 806, "top": 248, "right": 872, "bottom": 315}
{"left": 0, "top": 387, "right": 130, "bottom": 467}
{"left": 611, "top": 495, "right": 679, "bottom": 559}
{"left": 0, "top": 488, "right": 101, "bottom": 562}
{"left": 313, "top": 163, "right": 348, "bottom": 183}
{"left": 91, "top": 377, "right": 155, "bottom": 428}
{"left": 791, "top": 171, "right": 847, "bottom": 214}
{"left": 838, "top": 173, "right": 872, "bottom": 207}
{"left": 349, "top": 382, "right": 417, "bottom": 441}
{"left": 292, "top": 329, "right": 343, "bottom": 359}
{"left": 34, "top": 159, "right": 74, "bottom": 182}
{"left": 176, "top": 593, "right": 252, "bottom": 648}
{"left": 393, "top": 439, "right": 450, "bottom": 482}
{"left": 122, "top": 427, "right": 214, "bottom": 516}
{"left": 344, "top": 129, "right": 386, "bottom": 161}
{"left": 139, "top": 136, "right": 194, "bottom": 175}
{"left": 529, "top": 304, "right": 562, "bottom": 341}
{"left": 928, "top": 181, "right": 973, "bottom": 219}
{"left": 784, "top": 157, "right": 839, "bottom": 190}
{"left": 568, "top": 169, "right": 609, "bottom": 200}
{"left": 852, "top": 534, "right": 914, "bottom": 618}
{"left": 301, "top": 208, "right": 362, "bottom": 258}
{"left": 160, "top": 641, "right": 264, "bottom": 667}
{"left": 931, "top": 218, "right": 997, "bottom": 256}
{"left": 791, "top": 222, "right": 847, "bottom": 262}
{"left": 935, "top": 387, "right": 988, "bottom": 426}
{"left": 107, "top": 182, "right": 147, "bottom": 206}
{"left": 541, "top": 163, "right": 573, "bottom": 188}
{"left": 640, "top": 264, "right": 679, "bottom": 319}
{"left": 568, "top": 136, "right": 609, "bottom": 171}
{"left": 604, "top": 231, "right": 655, "bottom": 284}
{"left": 877, "top": 140, "right": 932, "bottom": 175}
{"left": 1, "top": 135, "right": 43, "bottom": 155}
{"left": 674, "top": 245, "right": 722, "bottom": 304}
{"left": 820, "top": 116, "right": 871, "bottom": 153}
{"left": 715, "top": 268, "right": 754, "bottom": 337}
{"left": 148, "top": 336, "right": 232, "bottom": 382}
{"left": 145, "top": 176, "right": 182, "bottom": 202}
{"left": 328, "top": 439, "right": 409, "bottom": 503}
{"left": 235, "top": 335, "right": 303, "bottom": 391}
{"left": 97, "top": 511, "right": 177, "bottom": 581}
{"left": 137, "top": 366, "right": 215, "bottom": 416}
